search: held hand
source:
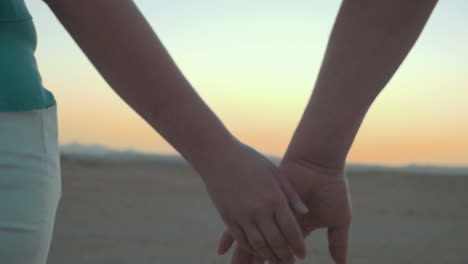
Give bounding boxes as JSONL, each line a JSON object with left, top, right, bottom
{"left": 218, "top": 159, "right": 352, "bottom": 264}
{"left": 201, "top": 142, "right": 308, "bottom": 264}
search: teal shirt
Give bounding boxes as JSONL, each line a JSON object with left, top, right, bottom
{"left": 0, "top": 0, "right": 56, "bottom": 112}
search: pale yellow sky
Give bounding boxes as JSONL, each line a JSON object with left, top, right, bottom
{"left": 27, "top": 0, "right": 468, "bottom": 166}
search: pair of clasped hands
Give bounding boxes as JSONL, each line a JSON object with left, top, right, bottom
{"left": 44, "top": 0, "right": 438, "bottom": 262}
{"left": 203, "top": 142, "right": 352, "bottom": 264}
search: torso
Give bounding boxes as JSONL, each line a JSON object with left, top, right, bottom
{"left": 0, "top": 0, "right": 56, "bottom": 112}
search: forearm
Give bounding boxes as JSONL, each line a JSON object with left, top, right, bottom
{"left": 283, "top": 0, "right": 438, "bottom": 170}
{"left": 44, "top": 0, "right": 237, "bottom": 172}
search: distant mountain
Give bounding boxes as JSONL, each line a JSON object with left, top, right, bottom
{"left": 60, "top": 142, "right": 185, "bottom": 164}
{"left": 346, "top": 163, "right": 468, "bottom": 175}
{"left": 60, "top": 143, "right": 468, "bottom": 175}
{"left": 61, "top": 142, "right": 129, "bottom": 156}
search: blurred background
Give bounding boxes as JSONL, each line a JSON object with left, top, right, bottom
{"left": 24, "top": 0, "right": 468, "bottom": 263}
{"left": 29, "top": 0, "right": 468, "bottom": 166}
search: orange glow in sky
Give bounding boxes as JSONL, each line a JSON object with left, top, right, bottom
{"left": 28, "top": 0, "right": 468, "bottom": 166}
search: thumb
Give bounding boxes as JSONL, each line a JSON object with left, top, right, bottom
{"left": 327, "top": 226, "right": 349, "bottom": 264}
{"left": 217, "top": 229, "right": 234, "bottom": 255}
{"left": 275, "top": 173, "right": 308, "bottom": 215}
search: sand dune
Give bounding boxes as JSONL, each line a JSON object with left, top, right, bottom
{"left": 47, "top": 156, "right": 468, "bottom": 264}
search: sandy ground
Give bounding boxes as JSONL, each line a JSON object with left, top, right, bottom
{"left": 47, "top": 157, "right": 468, "bottom": 264}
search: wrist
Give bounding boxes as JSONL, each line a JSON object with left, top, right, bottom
{"left": 181, "top": 128, "right": 242, "bottom": 175}
{"left": 281, "top": 153, "right": 346, "bottom": 177}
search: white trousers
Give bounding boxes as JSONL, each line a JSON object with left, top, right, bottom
{"left": 0, "top": 103, "right": 61, "bottom": 264}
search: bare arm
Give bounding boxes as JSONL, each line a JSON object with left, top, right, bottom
{"left": 42, "top": 0, "right": 308, "bottom": 261}
{"left": 283, "top": 0, "right": 439, "bottom": 171}
{"left": 282, "top": 0, "right": 439, "bottom": 262}
{"left": 43, "top": 0, "right": 233, "bottom": 167}
{"left": 219, "top": 0, "right": 439, "bottom": 263}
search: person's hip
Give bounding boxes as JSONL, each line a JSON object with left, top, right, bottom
{"left": 0, "top": 102, "right": 61, "bottom": 264}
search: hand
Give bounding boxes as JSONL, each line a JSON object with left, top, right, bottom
{"left": 200, "top": 142, "right": 309, "bottom": 263}
{"left": 218, "top": 159, "right": 352, "bottom": 264}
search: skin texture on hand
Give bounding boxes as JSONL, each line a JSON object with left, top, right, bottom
{"left": 218, "top": 159, "right": 352, "bottom": 264}
{"left": 204, "top": 143, "right": 308, "bottom": 263}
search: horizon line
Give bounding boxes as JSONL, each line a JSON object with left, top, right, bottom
{"left": 59, "top": 142, "right": 468, "bottom": 171}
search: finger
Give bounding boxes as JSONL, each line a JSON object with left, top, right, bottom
{"left": 275, "top": 207, "right": 307, "bottom": 259}
{"left": 327, "top": 226, "right": 349, "bottom": 264}
{"left": 251, "top": 255, "right": 266, "bottom": 264}
{"left": 242, "top": 222, "right": 279, "bottom": 263}
{"left": 232, "top": 245, "right": 251, "bottom": 264}
{"left": 218, "top": 229, "right": 235, "bottom": 255}
{"left": 257, "top": 220, "right": 294, "bottom": 264}
{"left": 275, "top": 172, "right": 308, "bottom": 215}
{"left": 229, "top": 224, "right": 255, "bottom": 254}
{"left": 231, "top": 245, "right": 264, "bottom": 264}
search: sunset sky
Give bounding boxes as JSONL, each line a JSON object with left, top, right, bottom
{"left": 26, "top": 0, "right": 467, "bottom": 166}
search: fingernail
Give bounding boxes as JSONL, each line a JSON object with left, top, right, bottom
{"left": 295, "top": 202, "right": 309, "bottom": 214}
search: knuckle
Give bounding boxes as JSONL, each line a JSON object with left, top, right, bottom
{"left": 227, "top": 226, "right": 242, "bottom": 239}
{"left": 270, "top": 240, "right": 286, "bottom": 251}
{"left": 248, "top": 198, "right": 286, "bottom": 220}
{"left": 236, "top": 240, "right": 252, "bottom": 250}
{"left": 248, "top": 207, "right": 270, "bottom": 220}
{"left": 247, "top": 203, "right": 264, "bottom": 215}
{"left": 250, "top": 238, "right": 266, "bottom": 250}
{"left": 266, "top": 197, "right": 283, "bottom": 209}
{"left": 258, "top": 200, "right": 282, "bottom": 216}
